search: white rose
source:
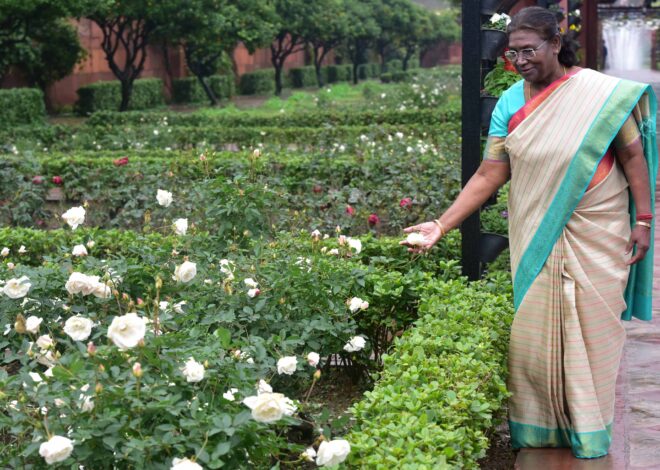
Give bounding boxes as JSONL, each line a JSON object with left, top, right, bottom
{"left": 490, "top": 13, "right": 501, "bottom": 23}
{"left": 65, "top": 272, "right": 95, "bottom": 296}
{"left": 347, "top": 238, "right": 362, "bottom": 254}
{"left": 173, "top": 301, "right": 186, "bottom": 314}
{"left": 159, "top": 301, "right": 170, "bottom": 311}
{"left": 18, "top": 245, "right": 27, "bottom": 254}
{"left": 223, "top": 388, "right": 239, "bottom": 401}
{"left": 171, "top": 457, "right": 203, "bottom": 470}
{"left": 242, "top": 392, "right": 296, "bottom": 423}
{"left": 327, "top": 248, "right": 339, "bottom": 256}
{"left": 343, "top": 336, "right": 366, "bottom": 353}
{"left": 29, "top": 371, "right": 43, "bottom": 383}
{"left": 348, "top": 297, "right": 368, "bottom": 313}
{"left": 302, "top": 447, "right": 317, "bottom": 462}
{"left": 62, "top": 206, "right": 86, "bottom": 230}
{"left": 174, "top": 261, "right": 197, "bottom": 283}
{"left": 36, "top": 335, "right": 54, "bottom": 350}
{"left": 0, "top": 247, "right": 8, "bottom": 257}
{"left": 307, "top": 352, "right": 320, "bottom": 367}
{"left": 156, "top": 189, "right": 173, "bottom": 207}
{"left": 257, "top": 379, "right": 272, "bottom": 394}
{"left": 6, "top": 262, "right": 14, "bottom": 270}
{"left": 173, "top": 218, "right": 188, "bottom": 236}
{"left": 39, "top": 435, "right": 74, "bottom": 464}
{"left": 107, "top": 313, "right": 146, "bottom": 350}
{"left": 247, "top": 288, "right": 260, "bottom": 298}
{"left": 405, "top": 232, "right": 427, "bottom": 247}
{"left": 64, "top": 316, "right": 94, "bottom": 341}
{"left": 86, "top": 240, "right": 95, "bottom": 249}
{"left": 277, "top": 356, "right": 298, "bottom": 375}
{"left": 25, "top": 315, "right": 43, "bottom": 334}
{"left": 181, "top": 357, "right": 205, "bottom": 383}
{"left": 92, "top": 281, "right": 111, "bottom": 299}
{"left": 80, "top": 395, "right": 94, "bottom": 412}
{"left": 72, "top": 244, "right": 88, "bottom": 257}
{"left": 316, "top": 439, "right": 351, "bottom": 467}
{"left": 243, "top": 278, "right": 258, "bottom": 288}
{"left": 37, "top": 350, "right": 56, "bottom": 367}
{"left": 3, "top": 276, "right": 31, "bottom": 299}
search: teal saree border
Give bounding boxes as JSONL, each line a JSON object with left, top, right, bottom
{"left": 513, "top": 79, "right": 658, "bottom": 322}
{"left": 509, "top": 420, "right": 613, "bottom": 459}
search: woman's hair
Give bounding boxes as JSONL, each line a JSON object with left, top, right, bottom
{"left": 506, "top": 6, "right": 579, "bottom": 67}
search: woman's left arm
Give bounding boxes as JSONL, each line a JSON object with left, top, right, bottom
{"left": 616, "top": 136, "right": 652, "bottom": 265}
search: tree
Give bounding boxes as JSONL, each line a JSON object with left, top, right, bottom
{"left": 0, "top": 0, "right": 83, "bottom": 82}
{"left": 418, "top": 9, "right": 460, "bottom": 67}
{"left": 84, "top": 0, "right": 164, "bottom": 111}
{"left": 270, "top": 0, "right": 309, "bottom": 96}
{"left": 301, "top": 0, "right": 348, "bottom": 87}
{"left": 343, "top": 0, "right": 381, "bottom": 84}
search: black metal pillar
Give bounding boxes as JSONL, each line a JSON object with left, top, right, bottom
{"left": 461, "top": 0, "right": 482, "bottom": 281}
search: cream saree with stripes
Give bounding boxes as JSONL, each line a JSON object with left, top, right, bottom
{"left": 505, "top": 69, "right": 657, "bottom": 458}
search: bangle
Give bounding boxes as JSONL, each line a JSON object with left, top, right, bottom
{"left": 433, "top": 219, "right": 446, "bottom": 237}
{"left": 636, "top": 221, "right": 652, "bottom": 229}
{"left": 636, "top": 213, "right": 654, "bottom": 221}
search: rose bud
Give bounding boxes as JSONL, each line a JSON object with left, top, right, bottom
{"left": 368, "top": 213, "right": 380, "bottom": 225}
{"left": 345, "top": 205, "right": 355, "bottom": 216}
{"left": 313, "top": 185, "right": 323, "bottom": 194}
{"left": 87, "top": 341, "right": 97, "bottom": 356}
{"left": 32, "top": 175, "right": 44, "bottom": 185}
{"left": 52, "top": 176, "right": 63, "bottom": 185}
{"left": 132, "top": 362, "right": 143, "bottom": 378}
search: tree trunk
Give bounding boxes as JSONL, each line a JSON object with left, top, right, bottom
{"left": 119, "top": 79, "right": 132, "bottom": 112}
{"left": 274, "top": 62, "right": 284, "bottom": 96}
{"left": 313, "top": 46, "right": 325, "bottom": 87}
{"left": 196, "top": 73, "right": 218, "bottom": 106}
{"left": 353, "top": 63, "right": 359, "bottom": 84}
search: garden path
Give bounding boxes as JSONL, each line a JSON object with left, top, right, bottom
{"left": 514, "top": 75, "right": 660, "bottom": 470}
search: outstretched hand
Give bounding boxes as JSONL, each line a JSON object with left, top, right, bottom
{"left": 625, "top": 225, "right": 651, "bottom": 265}
{"left": 399, "top": 221, "right": 445, "bottom": 253}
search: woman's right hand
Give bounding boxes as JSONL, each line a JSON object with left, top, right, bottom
{"left": 399, "top": 221, "right": 445, "bottom": 253}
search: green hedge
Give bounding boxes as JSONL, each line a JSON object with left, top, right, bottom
{"left": 347, "top": 277, "right": 513, "bottom": 469}
{"left": 74, "top": 78, "right": 165, "bottom": 115}
{"left": 381, "top": 70, "right": 419, "bottom": 84}
{"left": 0, "top": 121, "right": 461, "bottom": 151}
{"left": 324, "top": 64, "right": 353, "bottom": 84}
{"left": 86, "top": 105, "right": 460, "bottom": 128}
{"left": 171, "top": 75, "right": 235, "bottom": 104}
{"left": 239, "top": 69, "right": 275, "bottom": 95}
{"left": 289, "top": 66, "right": 318, "bottom": 88}
{"left": 357, "top": 63, "right": 381, "bottom": 80}
{"left": 0, "top": 88, "right": 46, "bottom": 128}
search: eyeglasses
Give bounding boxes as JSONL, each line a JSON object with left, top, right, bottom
{"left": 504, "top": 40, "right": 548, "bottom": 62}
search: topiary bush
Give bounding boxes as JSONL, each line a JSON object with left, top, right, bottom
{"left": 0, "top": 88, "right": 46, "bottom": 128}
{"left": 288, "top": 66, "right": 318, "bottom": 88}
{"left": 238, "top": 69, "right": 275, "bottom": 95}
{"left": 172, "top": 76, "right": 235, "bottom": 104}
{"left": 74, "top": 78, "right": 165, "bottom": 115}
{"left": 324, "top": 65, "right": 353, "bottom": 84}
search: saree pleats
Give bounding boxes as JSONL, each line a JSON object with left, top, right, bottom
{"left": 504, "top": 69, "right": 658, "bottom": 458}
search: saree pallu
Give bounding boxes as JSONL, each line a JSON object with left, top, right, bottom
{"left": 505, "top": 69, "right": 658, "bottom": 458}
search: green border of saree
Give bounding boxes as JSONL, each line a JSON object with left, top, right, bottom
{"left": 513, "top": 80, "right": 658, "bottom": 321}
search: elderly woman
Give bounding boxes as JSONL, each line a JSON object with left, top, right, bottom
{"left": 402, "top": 6, "right": 657, "bottom": 459}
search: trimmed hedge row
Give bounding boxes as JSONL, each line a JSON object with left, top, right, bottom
{"left": 74, "top": 78, "right": 165, "bottom": 115}
{"left": 171, "top": 75, "right": 235, "bottom": 104}
{"left": 86, "top": 104, "right": 461, "bottom": 128}
{"left": 0, "top": 122, "right": 461, "bottom": 150}
{"left": 0, "top": 88, "right": 46, "bottom": 128}
{"left": 239, "top": 69, "right": 275, "bottom": 95}
{"left": 347, "top": 277, "right": 513, "bottom": 469}
{"left": 288, "top": 66, "right": 318, "bottom": 88}
{"left": 357, "top": 63, "right": 382, "bottom": 80}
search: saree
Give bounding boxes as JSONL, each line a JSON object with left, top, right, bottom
{"left": 503, "top": 69, "right": 658, "bottom": 458}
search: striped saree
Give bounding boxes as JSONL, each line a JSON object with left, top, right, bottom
{"left": 505, "top": 69, "right": 658, "bottom": 458}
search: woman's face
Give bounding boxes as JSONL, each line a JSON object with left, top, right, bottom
{"left": 507, "top": 29, "right": 561, "bottom": 84}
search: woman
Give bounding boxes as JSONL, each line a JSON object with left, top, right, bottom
{"left": 402, "top": 7, "right": 657, "bottom": 459}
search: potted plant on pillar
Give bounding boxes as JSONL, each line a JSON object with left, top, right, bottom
{"left": 481, "top": 13, "right": 511, "bottom": 61}
{"left": 480, "top": 54, "right": 520, "bottom": 128}
{"left": 480, "top": 0, "right": 504, "bottom": 16}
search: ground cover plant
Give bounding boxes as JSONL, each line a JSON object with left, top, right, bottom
{"left": 1, "top": 67, "right": 514, "bottom": 469}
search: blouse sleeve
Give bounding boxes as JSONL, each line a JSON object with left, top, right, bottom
{"left": 483, "top": 96, "right": 510, "bottom": 162}
{"left": 613, "top": 114, "right": 641, "bottom": 150}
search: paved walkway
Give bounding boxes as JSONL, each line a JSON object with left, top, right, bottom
{"left": 515, "top": 71, "right": 660, "bottom": 469}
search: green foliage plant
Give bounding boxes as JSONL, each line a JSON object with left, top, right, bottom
{"left": 0, "top": 88, "right": 46, "bottom": 128}
{"left": 74, "top": 79, "right": 165, "bottom": 116}
{"left": 483, "top": 61, "right": 521, "bottom": 98}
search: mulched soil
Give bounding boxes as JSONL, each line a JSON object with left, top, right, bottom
{"left": 478, "top": 421, "right": 517, "bottom": 469}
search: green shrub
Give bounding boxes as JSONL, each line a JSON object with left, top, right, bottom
{"left": 172, "top": 75, "right": 236, "bottom": 104}
{"left": 239, "top": 69, "right": 275, "bottom": 95}
{"left": 324, "top": 65, "right": 352, "bottom": 84}
{"left": 383, "top": 59, "right": 403, "bottom": 73}
{"left": 0, "top": 88, "right": 46, "bottom": 128}
{"left": 346, "top": 277, "right": 513, "bottom": 469}
{"left": 74, "top": 78, "right": 165, "bottom": 115}
{"left": 370, "top": 63, "right": 381, "bottom": 78}
{"left": 289, "top": 66, "right": 318, "bottom": 88}
{"left": 357, "top": 63, "right": 380, "bottom": 81}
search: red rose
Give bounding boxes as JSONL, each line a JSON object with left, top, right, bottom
{"left": 32, "top": 175, "right": 44, "bottom": 185}
{"left": 399, "top": 197, "right": 412, "bottom": 208}
{"left": 113, "top": 157, "right": 129, "bottom": 166}
{"left": 345, "top": 205, "right": 355, "bottom": 216}
{"left": 52, "top": 175, "right": 63, "bottom": 185}
{"left": 368, "top": 213, "right": 380, "bottom": 225}
{"left": 313, "top": 185, "right": 323, "bottom": 194}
